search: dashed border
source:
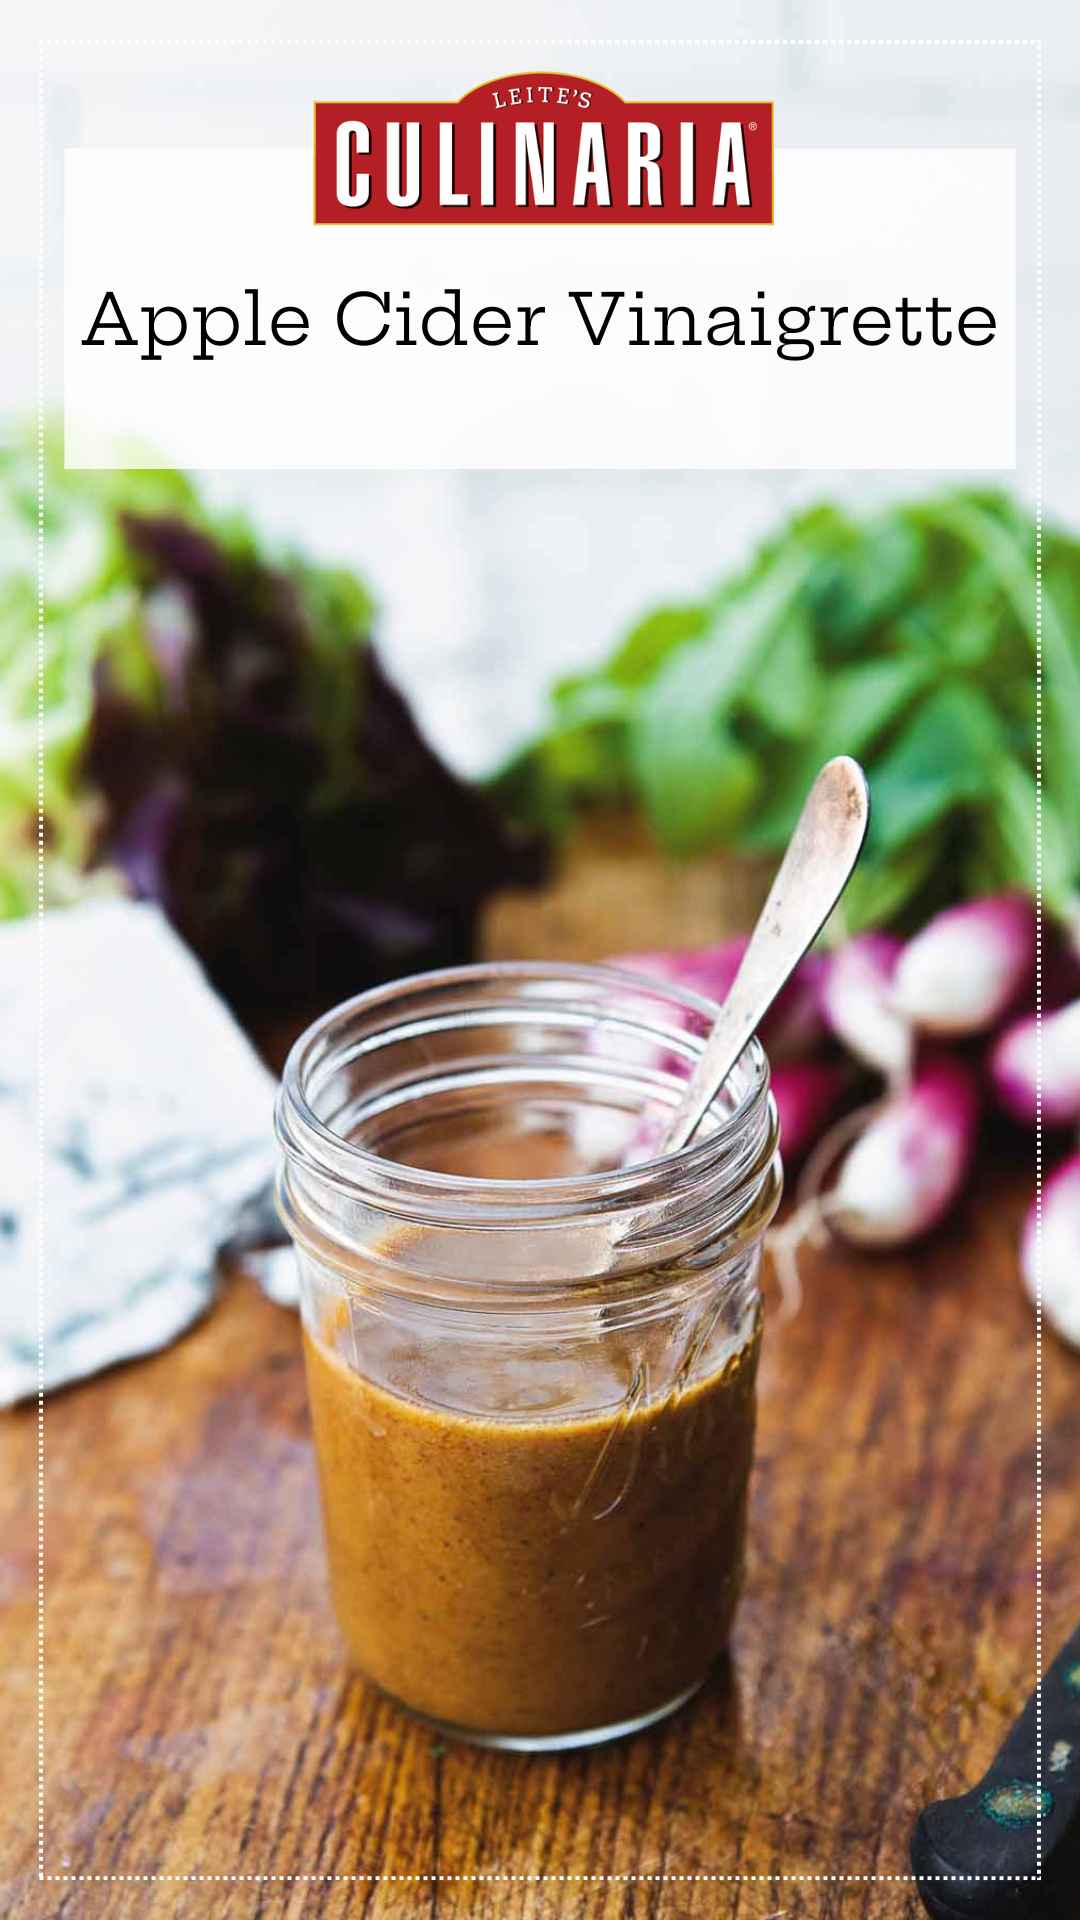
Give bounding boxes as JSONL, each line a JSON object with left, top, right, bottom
{"left": 33, "top": 1871, "right": 1049, "bottom": 1886}
{"left": 35, "top": 41, "right": 47, "bottom": 1895}
{"left": 1033, "top": 31, "right": 1045, "bottom": 1885}
{"left": 36, "top": 31, "right": 1044, "bottom": 1892}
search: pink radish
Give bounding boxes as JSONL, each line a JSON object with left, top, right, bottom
{"left": 820, "top": 933, "right": 911, "bottom": 1083}
{"left": 894, "top": 894, "right": 1035, "bottom": 1037}
{"left": 615, "top": 1061, "right": 847, "bottom": 1171}
{"left": 990, "top": 999, "right": 1080, "bottom": 1130}
{"left": 621, "top": 1060, "right": 849, "bottom": 1169}
{"left": 771, "top": 1060, "right": 851, "bottom": 1167}
{"left": 614, "top": 942, "right": 743, "bottom": 999}
{"left": 756, "top": 951, "right": 827, "bottom": 1062}
{"left": 612, "top": 940, "right": 826, "bottom": 1062}
{"left": 1021, "top": 1155, "right": 1080, "bottom": 1348}
{"left": 1044, "top": 930, "right": 1080, "bottom": 1011}
{"left": 828, "top": 1054, "right": 980, "bottom": 1248}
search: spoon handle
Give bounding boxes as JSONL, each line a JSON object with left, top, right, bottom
{"left": 659, "top": 756, "right": 871, "bottom": 1154}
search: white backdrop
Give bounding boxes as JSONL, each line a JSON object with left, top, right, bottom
{"left": 64, "top": 148, "right": 1014, "bottom": 471}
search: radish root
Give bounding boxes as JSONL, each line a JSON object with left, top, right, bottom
{"left": 765, "top": 1095, "right": 889, "bottom": 1323}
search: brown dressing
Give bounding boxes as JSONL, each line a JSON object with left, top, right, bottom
{"left": 302, "top": 1124, "right": 761, "bottom": 1739}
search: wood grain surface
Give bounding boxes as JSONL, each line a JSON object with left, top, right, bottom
{"left": 3, "top": 827, "right": 1075, "bottom": 1920}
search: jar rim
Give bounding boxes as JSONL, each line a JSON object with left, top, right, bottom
{"left": 276, "top": 959, "right": 773, "bottom": 1226}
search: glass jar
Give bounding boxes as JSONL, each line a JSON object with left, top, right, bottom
{"left": 275, "top": 961, "right": 781, "bottom": 1751}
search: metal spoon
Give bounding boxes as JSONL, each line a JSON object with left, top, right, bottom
{"left": 659, "top": 756, "right": 871, "bottom": 1154}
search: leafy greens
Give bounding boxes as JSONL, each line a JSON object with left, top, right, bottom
{"left": 493, "top": 491, "right": 1078, "bottom": 932}
{"left": 1, "top": 434, "right": 544, "bottom": 1011}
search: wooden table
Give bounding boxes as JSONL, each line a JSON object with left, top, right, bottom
{"left": 3, "top": 827, "right": 1075, "bottom": 1920}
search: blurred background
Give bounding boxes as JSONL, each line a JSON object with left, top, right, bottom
{"left": 2, "top": 0, "right": 1078, "bottom": 1352}
{"left": 4, "top": 0, "right": 1079, "bottom": 778}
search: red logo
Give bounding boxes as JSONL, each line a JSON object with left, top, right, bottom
{"left": 314, "top": 73, "right": 772, "bottom": 225}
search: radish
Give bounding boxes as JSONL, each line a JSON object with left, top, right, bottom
{"left": 619, "top": 1060, "right": 849, "bottom": 1171}
{"left": 894, "top": 894, "right": 1035, "bottom": 1037}
{"left": 612, "top": 940, "right": 826, "bottom": 1062}
{"left": 990, "top": 999, "right": 1080, "bottom": 1130}
{"left": 771, "top": 1060, "right": 851, "bottom": 1167}
{"left": 759, "top": 952, "right": 828, "bottom": 1062}
{"left": 828, "top": 1054, "right": 980, "bottom": 1248}
{"left": 614, "top": 1060, "right": 847, "bottom": 1171}
{"left": 1044, "top": 929, "right": 1080, "bottom": 1011}
{"left": 1021, "top": 1155, "right": 1080, "bottom": 1349}
{"left": 614, "top": 941, "right": 743, "bottom": 1000}
{"left": 820, "top": 933, "right": 911, "bottom": 1083}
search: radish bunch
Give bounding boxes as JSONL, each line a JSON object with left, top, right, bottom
{"left": 613, "top": 893, "right": 1080, "bottom": 1346}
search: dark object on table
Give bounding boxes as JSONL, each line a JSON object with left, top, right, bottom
{"left": 910, "top": 1621, "right": 1080, "bottom": 1918}
{"left": 82, "top": 511, "right": 546, "bottom": 1015}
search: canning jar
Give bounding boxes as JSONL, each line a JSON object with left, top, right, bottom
{"left": 275, "top": 962, "right": 781, "bottom": 1751}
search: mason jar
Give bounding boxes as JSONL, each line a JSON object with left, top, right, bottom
{"left": 275, "top": 961, "right": 781, "bottom": 1751}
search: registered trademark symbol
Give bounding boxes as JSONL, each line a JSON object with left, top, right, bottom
{"left": 749, "top": 121, "right": 758, "bottom": 131}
